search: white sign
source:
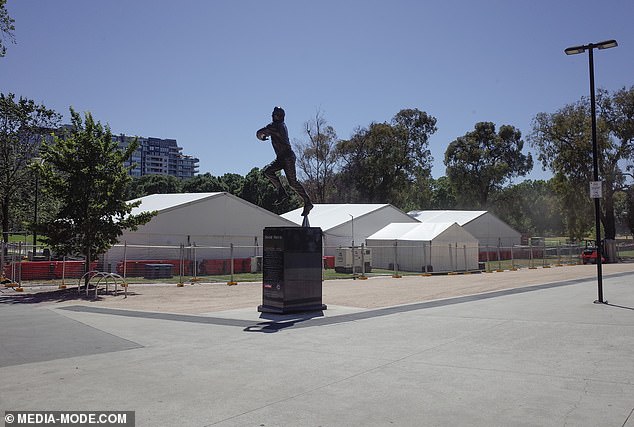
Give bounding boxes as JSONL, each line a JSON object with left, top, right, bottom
{"left": 589, "top": 181, "right": 603, "bottom": 198}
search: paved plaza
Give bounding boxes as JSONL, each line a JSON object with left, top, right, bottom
{"left": 1, "top": 264, "right": 633, "bottom": 426}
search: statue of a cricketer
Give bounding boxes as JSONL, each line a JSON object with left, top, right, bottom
{"left": 257, "top": 106, "right": 313, "bottom": 217}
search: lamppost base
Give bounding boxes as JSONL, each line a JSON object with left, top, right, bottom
{"left": 593, "top": 299, "right": 608, "bottom": 304}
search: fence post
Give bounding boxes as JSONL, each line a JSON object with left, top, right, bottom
{"left": 393, "top": 241, "right": 401, "bottom": 278}
{"left": 511, "top": 245, "right": 516, "bottom": 270}
{"left": 529, "top": 239, "right": 536, "bottom": 269}
{"left": 463, "top": 244, "right": 468, "bottom": 272}
{"left": 485, "top": 244, "right": 491, "bottom": 272}
{"left": 192, "top": 243, "right": 198, "bottom": 281}
{"left": 11, "top": 245, "right": 16, "bottom": 284}
{"left": 13, "top": 245, "right": 18, "bottom": 284}
{"left": 425, "top": 244, "right": 434, "bottom": 274}
{"left": 0, "top": 241, "right": 5, "bottom": 282}
{"left": 0, "top": 241, "right": 4, "bottom": 277}
{"left": 122, "top": 242, "right": 128, "bottom": 280}
{"left": 351, "top": 244, "right": 356, "bottom": 279}
{"left": 448, "top": 243, "right": 453, "bottom": 273}
{"left": 497, "top": 239, "right": 502, "bottom": 272}
{"left": 176, "top": 243, "right": 185, "bottom": 287}
{"left": 15, "top": 242, "right": 23, "bottom": 291}
{"left": 422, "top": 242, "right": 427, "bottom": 274}
{"left": 359, "top": 243, "right": 367, "bottom": 279}
{"left": 60, "top": 256, "right": 67, "bottom": 289}
{"left": 227, "top": 243, "right": 237, "bottom": 285}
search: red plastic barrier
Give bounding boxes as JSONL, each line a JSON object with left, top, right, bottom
{"left": 4, "top": 261, "right": 97, "bottom": 281}
{"left": 199, "top": 259, "right": 230, "bottom": 275}
{"left": 323, "top": 256, "right": 335, "bottom": 269}
{"left": 197, "top": 258, "right": 253, "bottom": 275}
{"left": 233, "top": 258, "right": 251, "bottom": 274}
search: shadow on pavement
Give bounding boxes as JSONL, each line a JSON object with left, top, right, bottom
{"left": 606, "top": 302, "right": 634, "bottom": 311}
{"left": 0, "top": 287, "right": 135, "bottom": 305}
{"left": 244, "top": 310, "right": 326, "bottom": 333}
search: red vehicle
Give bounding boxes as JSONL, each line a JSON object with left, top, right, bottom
{"left": 581, "top": 240, "right": 606, "bottom": 264}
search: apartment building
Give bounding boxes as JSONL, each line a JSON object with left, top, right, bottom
{"left": 113, "top": 134, "right": 199, "bottom": 179}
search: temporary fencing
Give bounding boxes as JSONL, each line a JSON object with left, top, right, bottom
{"left": 2, "top": 239, "right": 633, "bottom": 287}
{"left": 1, "top": 242, "right": 97, "bottom": 288}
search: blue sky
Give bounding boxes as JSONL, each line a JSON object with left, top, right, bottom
{"left": 3, "top": 0, "right": 633, "bottom": 181}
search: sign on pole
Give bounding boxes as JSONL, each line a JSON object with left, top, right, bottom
{"left": 589, "top": 181, "right": 603, "bottom": 199}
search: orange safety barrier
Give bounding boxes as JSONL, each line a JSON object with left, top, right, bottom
{"left": 198, "top": 258, "right": 252, "bottom": 275}
{"left": 3, "top": 261, "right": 98, "bottom": 281}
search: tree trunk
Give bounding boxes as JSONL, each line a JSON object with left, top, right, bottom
{"left": 1, "top": 195, "right": 9, "bottom": 244}
{"left": 603, "top": 190, "right": 616, "bottom": 240}
{"left": 1, "top": 197, "right": 7, "bottom": 258}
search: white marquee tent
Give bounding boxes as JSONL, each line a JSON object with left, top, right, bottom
{"left": 407, "top": 210, "right": 521, "bottom": 249}
{"left": 283, "top": 204, "right": 418, "bottom": 256}
{"left": 105, "top": 192, "right": 297, "bottom": 263}
{"left": 366, "top": 222, "right": 479, "bottom": 273}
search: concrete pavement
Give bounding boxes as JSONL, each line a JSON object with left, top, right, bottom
{"left": 1, "top": 270, "right": 633, "bottom": 426}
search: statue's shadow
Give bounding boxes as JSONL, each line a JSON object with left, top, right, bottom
{"left": 243, "top": 310, "right": 325, "bottom": 333}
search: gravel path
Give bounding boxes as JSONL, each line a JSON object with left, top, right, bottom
{"left": 3, "top": 263, "right": 633, "bottom": 314}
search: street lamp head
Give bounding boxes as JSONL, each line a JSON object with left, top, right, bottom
{"left": 565, "top": 45, "right": 586, "bottom": 55}
{"left": 597, "top": 39, "right": 618, "bottom": 50}
{"left": 565, "top": 39, "right": 618, "bottom": 55}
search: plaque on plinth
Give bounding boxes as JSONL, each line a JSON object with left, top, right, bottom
{"left": 258, "top": 226, "right": 326, "bottom": 314}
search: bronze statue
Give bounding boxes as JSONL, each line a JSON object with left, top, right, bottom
{"left": 257, "top": 107, "right": 313, "bottom": 217}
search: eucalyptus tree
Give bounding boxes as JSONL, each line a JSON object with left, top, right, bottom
{"left": 530, "top": 86, "right": 634, "bottom": 239}
{"left": 445, "top": 122, "right": 533, "bottom": 209}
{"left": 337, "top": 108, "right": 437, "bottom": 208}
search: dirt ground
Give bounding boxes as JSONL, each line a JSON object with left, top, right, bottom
{"left": 3, "top": 262, "right": 633, "bottom": 314}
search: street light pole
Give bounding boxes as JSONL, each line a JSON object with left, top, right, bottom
{"left": 33, "top": 171, "right": 39, "bottom": 258}
{"left": 564, "top": 39, "right": 617, "bottom": 304}
{"left": 32, "top": 157, "right": 43, "bottom": 259}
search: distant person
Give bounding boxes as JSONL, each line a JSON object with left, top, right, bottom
{"left": 256, "top": 106, "right": 313, "bottom": 216}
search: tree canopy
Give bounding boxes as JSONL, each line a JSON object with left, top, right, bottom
{"left": 127, "top": 173, "right": 184, "bottom": 199}
{"left": 0, "top": 0, "right": 15, "bottom": 57}
{"left": 0, "top": 93, "right": 60, "bottom": 242}
{"left": 294, "top": 110, "right": 340, "bottom": 203}
{"left": 530, "top": 86, "right": 634, "bottom": 239}
{"left": 39, "top": 109, "right": 154, "bottom": 273}
{"left": 445, "top": 122, "right": 533, "bottom": 209}
{"left": 336, "top": 108, "right": 437, "bottom": 209}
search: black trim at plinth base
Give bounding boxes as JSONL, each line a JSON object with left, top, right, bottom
{"left": 258, "top": 303, "right": 327, "bottom": 314}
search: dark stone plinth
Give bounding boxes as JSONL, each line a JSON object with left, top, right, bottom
{"left": 258, "top": 226, "right": 326, "bottom": 314}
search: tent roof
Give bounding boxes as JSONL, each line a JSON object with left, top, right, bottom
{"left": 282, "top": 204, "right": 396, "bottom": 230}
{"left": 407, "top": 210, "right": 487, "bottom": 226}
{"left": 367, "top": 222, "right": 460, "bottom": 241}
{"left": 127, "top": 192, "right": 295, "bottom": 224}
{"left": 127, "top": 193, "right": 223, "bottom": 215}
